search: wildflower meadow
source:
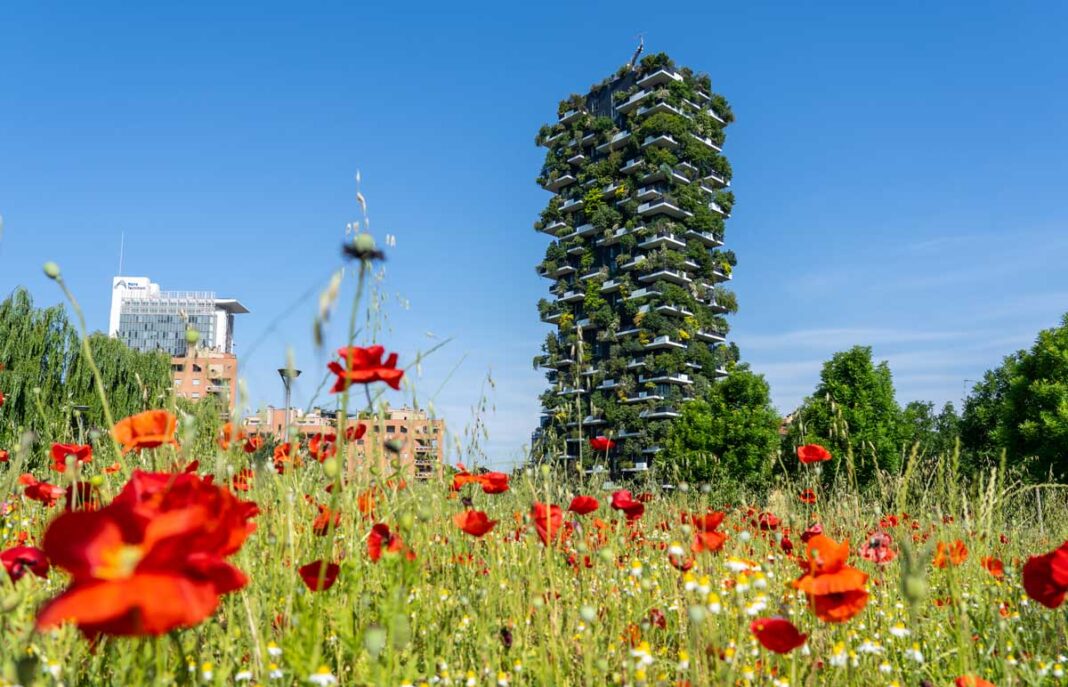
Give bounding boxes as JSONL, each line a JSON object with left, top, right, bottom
{"left": 0, "top": 232, "right": 1066, "bottom": 687}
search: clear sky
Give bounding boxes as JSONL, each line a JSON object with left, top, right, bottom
{"left": 2, "top": 2, "right": 1066, "bottom": 468}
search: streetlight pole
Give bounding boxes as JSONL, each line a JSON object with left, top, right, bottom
{"left": 277, "top": 367, "right": 302, "bottom": 435}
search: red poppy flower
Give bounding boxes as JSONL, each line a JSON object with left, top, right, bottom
{"left": 308, "top": 433, "right": 337, "bottom": 462}
{"left": 103, "top": 462, "right": 122, "bottom": 474}
{"left": 793, "top": 534, "right": 869, "bottom": 623}
{"left": 933, "top": 540, "right": 968, "bottom": 568}
{"left": 313, "top": 505, "right": 341, "bottom": 536}
{"left": 589, "top": 436, "right": 616, "bottom": 452}
{"left": 750, "top": 617, "right": 807, "bottom": 653}
{"left": 231, "top": 469, "right": 254, "bottom": 492}
{"left": 367, "top": 523, "right": 415, "bottom": 562}
{"left": 243, "top": 435, "right": 264, "bottom": 454}
{"left": 328, "top": 345, "right": 404, "bottom": 393}
{"left": 981, "top": 556, "right": 1005, "bottom": 579}
{"left": 22, "top": 475, "right": 66, "bottom": 506}
{"left": 955, "top": 677, "right": 996, "bottom": 687}
{"left": 345, "top": 423, "right": 367, "bottom": 441}
{"left": 50, "top": 443, "right": 92, "bottom": 473}
{"left": 858, "top": 532, "right": 896, "bottom": 565}
{"left": 610, "top": 490, "right": 645, "bottom": 521}
{"left": 799, "top": 489, "right": 817, "bottom": 504}
{"left": 797, "top": 444, "right": 832, "bottom": 464}
{"left": 453, "top": 510, "right": 498, "bottom": 537}
{"left": 531, "top": 502, "right": 563, "bottom": 546}
{"left": 668, "top": 553, "right": 695, "bottom": 572}
{"left": 217, "top": 422, "right": 247, "bottom": 450}
{"left": 1, "top": 546, "right": 49, "bottom": 582}
{"left": 568, "top": 495, "right": 599, "bottom": 515}
{"left": 298, "top": 560, "right": 340, "bottom": 591}
{"left": 800, "top": 522, "right": 823, "bottom": 543}
{"left": 357, "top": 488, "right": 378, "bottom": 517}
{"left": 0, "top": 449, "right": 8, "bottom": 463}
{"left": 479, "top": 472, "right": 510, "bottom": 494}
{"left": 36, "top": 470, "right": 257, "bottom": 637}
{"left": 1022, "top": 542, "right": 1068, "bottom": 609}
{"left": 112, "top": 410, "right": 178, "bottom": 453}
{"left": 757, "top": 512, "right": 780, "bottom": 531}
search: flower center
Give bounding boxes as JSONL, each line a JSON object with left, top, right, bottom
{"left": 95, "top": 544, "right": 145, "bottom": 579}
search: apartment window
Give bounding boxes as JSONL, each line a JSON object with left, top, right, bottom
{"left": 400, "top": 426, "right": 408, "bottom": 434}
{"left": 191, "top": 392, "right": 201, "bottom": 399}
{"left": 192, "top": 379, "right": 201, "bottom": 386}
{"left": 173, "top": 380, "right": 181, "bottom": 387}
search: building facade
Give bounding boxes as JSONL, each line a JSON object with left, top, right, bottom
{"left": 533, "top": 53, "right": 738, "bottom": 478}
{"left": 109, "top": 276, "right": 248, "bottom": 356}
{"left": 171, "top": 350, "right": 238, "bottom": 407}
{"left": 244, "top": 406, "right": 446, "bottom": 481}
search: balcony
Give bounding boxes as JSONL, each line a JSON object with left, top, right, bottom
{"left": 539, "top": 310, "right": 561, "bottom": 325}
{"left": 703, "top": 170, "right": 729, "bottom": 188}
{"left": 624, "top": 391, "right": 664, "bottom": 404}
{"left": 637, "top": 200, "right": 692, "bottom": 219}
{"left": 542, "top": 219, "right": 569, "bottom": 236}
{"left": 636, "top": 100, "right": 688, "bottom": 120}
{"left": 635, "top": 186, "right": 663, "bottom": 203}
{"left": 645, "top": 335, "right": 686, "bottom": 351}
{"left": 541, "top": 357, "right": 575, "bottom": 369}
{"left": 581, "top": 131, "right": 597, "bottom": 145}
{"left": 545, "top": 174, "right": 576, "bottom": 192}
{"left": 596, "top": 378, "right": 619, "bottom": 390}
{"left": 640, "top": 373, "right": 692, "bottom": 385}
{"left": 677, "top": 161, "right": 698, "bottom": 176}
{"left": 559, "top": 108, "right": 584, "bottom": 125}
{"left": 638, "top": 230, "right": 686, "bottom": 251}
{"left": 639, "top": 269, "right": 692, "bottom": 286}
{"left": 640, "top": 406, "right": 681, "bottom": 419}
{"left": 621, "top": 462, "right": 651, "bottom": 473}
{"left": 596, "top": 225, "right": 639, "bottom": 246}
{"left": 615, "top": 326, "right": 641, "bottom": 338}
{"left": 709, "top": 200, "right": 728, "bottom": 216}
{"left": 560, "top": 197, "right": 584, "bottom": 213}
{"left": 574, "top": 222, "right": 599, "bottom": 237}
{"left": 710, "top": 268, "right": 732, "bottom": 283}
{"left": 617, "top": 427, "right": 642, "bottom": 438}
{"left": 685, "top": 229, "right": 723, "bottom": 248}
{"left": 707, "top": 298, "right": 729, "bottom": 314}
{"left": 544, "top": 130, "right": 565, "bottom": 145}
{"left": 618, "top": 255, "right": 647, "bottom": 271}
{"left": 620, "top": 158, "right": 644, "bottom": 174}
{"left": 695, "top": 329, "right": 726, "bottom": 344}
{"left": 615, "top": 89, "right": 654, "bottom": 114}
{"left": 654, "top": 303, "right": 693, "bottom": 317}
{"left": 579, "top": 268, "right": 606, "bottom": 281}
{"left": 596, "top": 130, "right": 631, "bottom": 154}
{"left": 574, "top": 318, "right": 596, "bottom": 331}
{"left": 600, "top": 278, "right": 622, "bottom": 293}
{"left": 624, "top": 286, "right": 658, "bottom": 301}
{"left": 555, "top": 289, "right": 584, "bottom": 304}
{"left": 602, "top": 182, "right": 625, "bottom": 197}
{"left": 637, "top": 68, "right": 683, "bottom": 89}
{"left": 566, "top": 244, "right": 585, "bottom": 257}
{"left": 639, "top": 166, "right": 690, "bottom": 186}
{"left": 567, "top": 152, "right": 587, "bottom": 165}
{"left": 556, "top": 387, "right": 587, "bottom": 397}
{"left": 707, "top": 107, "right": 726, "bottom": 125}
{"left": 626, "top": 358, "right": 646, "bottom": 369}
{"left": 642, "top": 134, "right": 679, "bottom": 150}
{"left": 690, "top": 133, "right": 722, "bottom": 153}
{"left": 712, "top": 367, "right": 729, "bottom": 379}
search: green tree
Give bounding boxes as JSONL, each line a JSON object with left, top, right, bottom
{"left": 963, "top": 314, "right": 1068, "bottom": 481}
{"left": 901, "top": 400, "right": 960, "bottom": 465}
{"left": 664, "top": 364, "right": 781, "bottom": 493}
{"left": 0, "top": 288, "right": 173, "bottom": 457}
{"left": 784, "top": 346, "right": 902, "bottom": 490}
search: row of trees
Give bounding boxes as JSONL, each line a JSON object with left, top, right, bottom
{"left": 0, "top": 288, "right": 174, "bottom": 451}
{"left": 664, "top": 313, "right": 1068, "bottom": 493}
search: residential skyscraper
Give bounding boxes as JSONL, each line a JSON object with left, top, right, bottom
{"left": 533, "top": 53, "right": 738, "bottom": 478}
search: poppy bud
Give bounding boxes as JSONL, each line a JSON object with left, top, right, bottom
{"left": 363, "top": 626, "right": 387, "bottom": 658}
{"left": 384, "top": 439, "right": 404, "bottom": 454}
{"left": 461, "top": 496, "right": 474, "bottom": 508}
{"left": 322, "top": 457, "right": 339, "bottom": 478}
{"left": 355, "top": 233, "right": 376, "bottom": 254}
{"left": 905, "top": 575, "right": 928, "bottom": 602}
{"left": 89, "top": 475, "right": 104, "bottom": 487}
{"left": 399, "top": 512, "right": 415, "bottom": 531}
{"left": 42, "top": 262, "right": 61, "bottom": 279}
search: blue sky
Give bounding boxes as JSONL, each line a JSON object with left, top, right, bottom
{"left": 2, "top": 2, "right": 1066, "bottom": 468}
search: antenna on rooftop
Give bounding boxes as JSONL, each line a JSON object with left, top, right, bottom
{"left": 118, "top": 232, "right": 125, "bottom": 275}
{"left": 628, "top": 34, "right": 644, "bottom": 71}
